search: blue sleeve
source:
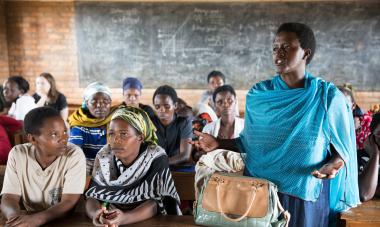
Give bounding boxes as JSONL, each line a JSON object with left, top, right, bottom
{"left": 69, "top": 126, "right": 84, "bottom": 148}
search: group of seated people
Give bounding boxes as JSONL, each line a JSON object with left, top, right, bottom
{"left": 0, "top": 68, "right": 379, "bottom": 226}
{"left": 1, "top": 22, "right": 380, "bottom": 227}
{"left": 0, "top": 70, "right": 246, "bottom": 225}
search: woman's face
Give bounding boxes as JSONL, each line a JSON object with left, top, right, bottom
{"left": 36, "top": 76, "right": 51, "bottom": 96}
{"left": 153, "top": 94, "right": 176, "bottom": 124}
{"left": 108, "top": 118, "right": 142, "bottom": 161}
{"left": 215, "top": 91, "right": 236, "bottom": 118}
{"left": 272, "top": 31, "right": 307, "bottom": 74}
{"left": 3, "top": 80, "right": 23, "bottom": 103}
{"left": 208, "top": 76, "right": 224, "bottom": 92}
{"left": 123, "top": 88, "right": 141, "bottom": 107}
{"left": 30, "top": 116, "right": 69, "bottom": 158}
{"left": 86, "top": 92, "right": 112, "bottom": 119}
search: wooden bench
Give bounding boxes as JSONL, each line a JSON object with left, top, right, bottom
{"left": 340, "top": 198, "right": 380, "bottom": 227}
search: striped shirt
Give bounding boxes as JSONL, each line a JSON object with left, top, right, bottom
{"left": 69, "top": 126, "right": 107, "bottom": 159}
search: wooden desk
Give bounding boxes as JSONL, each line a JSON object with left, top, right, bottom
{"left": 340, "top": 198, "right": 380, "bottom": 227}
{"left": 0, "top": 213, "right": 197, "bottom": 227}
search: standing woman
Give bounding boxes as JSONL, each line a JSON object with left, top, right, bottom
{"left": 3, "top": 75, "right": 36, "bottom": 121}
{"left": 192, "top": 23, "right": 359, "bottom": 226}
{"left": 33, "top": 73, "right": 69, "bottom": 122}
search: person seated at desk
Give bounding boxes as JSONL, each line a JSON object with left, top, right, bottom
{"left": 2, "top": 75, "right": 37, "bottom": 121}
{"left": 358, "top": 112, "right": 380, "bottom": 202}
{"left": 33, "top": 72, "right": 69, "bottom": 123}
{"left": 121, "top": 77, "right": 155, "bottom": 117}
{"left": 197, "top": 70, "right": 239, "bottom": 119}
{"left": 150, "top": 85, "right": 193, "bottom": 169}
{"left": 85, "top": 106, "right": 181, "bottom": 226}
{"left": 192, "top": 85, "right": 244, "bottom": 162}
{"left": 1, "top": 107, "right": 86, "bottom": 227}
{"left": 68, "top": 82, "right": 116, "bottom": 175}
{"left": 202, "top": 85, "right": 244, "bottom": 139}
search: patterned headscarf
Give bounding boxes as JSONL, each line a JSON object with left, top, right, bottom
{"left": 111, "top": 106, "right": 157, "bottom": 145}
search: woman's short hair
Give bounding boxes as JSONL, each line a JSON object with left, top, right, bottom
{"left": 24, "top": 107, "right": 61, "bottom": 135}
{"left": 276, "top": 22, "right": 316, "bottom": 65}
{"left": 212, "top": 84, "right": 236, "bottom": 103}
{"left": 207, "top": 71, "right": 225, "bottom": 83}
{"left": 153, "top": 85, "right": 178, "bottom": 104}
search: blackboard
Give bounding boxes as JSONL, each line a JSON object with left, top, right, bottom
{"left": 75, "top": 2, "right": 380, "bottom": 90}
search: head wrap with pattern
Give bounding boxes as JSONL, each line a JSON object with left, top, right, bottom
{"left": 111, "top": 106, "right": 157, "bottom": 145}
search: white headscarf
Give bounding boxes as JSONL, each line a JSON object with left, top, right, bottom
{"left": 83, "top": 82, "right": 112, "bottom": 101}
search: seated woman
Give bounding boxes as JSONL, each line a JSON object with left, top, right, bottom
{"left": 33, "top": 72, "right": 69, "bottom": 123}
{"left": 197, "top": 70, "right": 239, "bottom": 118}
{"left": 121, "top": 77, "right": 155, "bottom": 117}
{"left": 1, "top": 107, "right": 86, "bottom": 226}
{"left": 358, "top": 112, "right": 380, "bottom": 201}
{"left": 202, "top": 85, "right": 244, "bottom": 139}
{"left": 150, "top": 85, "right": 193, "bottom": 167}
{"left": 3, "top": 75, "right": 37, "bottom": 120}
{"left": 68, "top": 82, "right": 116, "bottom": 175}
{"left": 85, "top": 106, "right": 181, "bottom": 226}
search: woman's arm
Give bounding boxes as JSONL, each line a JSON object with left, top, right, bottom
{"left": 0, "top": 193, "right": 78, "bottom": 227}
{"left": 169, "top": 138, "right": 192, "bottom": 165}
{"left": 190, "top": 130, "right": 239, "bottom": 152}
{"left": 35, "top": 95, "right": 47, "bottom": 107}
{"left": 1, "top": 194, "right": 21, "bottom": 220}
{"left": 358, "top": 135, "right": 380, "bottom": 202}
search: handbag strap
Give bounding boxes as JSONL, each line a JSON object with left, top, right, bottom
{"left": 274, "top": 192, "right": 291, "bottom": 227}
{"left": 216, "top": 182, "right": 257, "bottom": 222}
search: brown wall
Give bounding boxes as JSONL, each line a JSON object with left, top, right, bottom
{"left": 0, "top": 1, "right": 379, "bottom": 112}
{"left": 0, "top": 0, "right": 9, "bottom": 78}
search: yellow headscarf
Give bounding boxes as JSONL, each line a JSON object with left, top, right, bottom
{"left": 68, "top": 106, "right": 118, "bottom": 128}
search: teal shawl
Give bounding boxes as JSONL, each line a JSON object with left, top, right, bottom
{"left": 237, "top": 72, "right": 360, "bottom": 213}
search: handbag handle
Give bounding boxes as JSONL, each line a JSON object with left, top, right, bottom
{"left": 216, "top": 181, "right": 257, "bottom": 222}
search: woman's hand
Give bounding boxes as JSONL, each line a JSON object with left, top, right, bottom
{"left": 189, "top": 130, "right": 219, "bottom": 152}
{"left": 100, "top": 208, "right": 124, "bottom": 227}
{"left": 312, "top": 160, "right": 344, "bottom": 179}
{"left": 93, "top": 209, "right": 108, "bottom": 227}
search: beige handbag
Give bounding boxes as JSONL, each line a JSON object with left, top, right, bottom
{"left": 194, "top": 172, "right": 290, "bottom": 227}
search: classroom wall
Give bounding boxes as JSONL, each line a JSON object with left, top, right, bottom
{"left": 0, "top": 0, "right": 9, "bottom": 79}
{"left": 0, "top": 1, "right": 379, "bottom": 112}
